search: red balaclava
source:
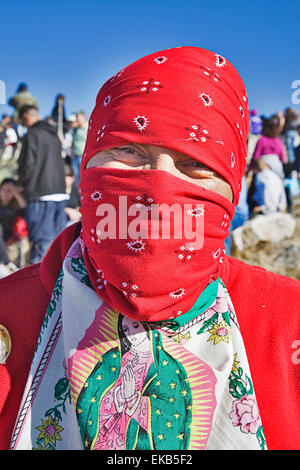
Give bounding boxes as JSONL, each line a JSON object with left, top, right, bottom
{"left": 79, "top": 46, "right": 249, "bottom": 322}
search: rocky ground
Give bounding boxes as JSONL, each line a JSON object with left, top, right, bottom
{"left": 231, "top": 197, "right": 300, "bottom": 280}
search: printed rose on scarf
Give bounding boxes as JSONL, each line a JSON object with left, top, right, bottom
{"left": 228, "top": 355, "right": 267, "bottom": 450}
{"left": 229, "top": 395, "right": 262, "bottom": 434}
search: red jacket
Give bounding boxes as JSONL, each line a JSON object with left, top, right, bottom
{"left": 0, "top": 222, "right": 300, "bottom": 450}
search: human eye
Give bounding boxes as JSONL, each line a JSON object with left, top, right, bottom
{"left": 180, "top": 159, "right": 215, "bottom": 177}
{"left": 118, "top": 146, "right": 138, "bottom": 155}
{"left": 113, "top": 146, "right": 148, "bottom": 166}
{"left": 184, "top": 160, "right": 207, "bottom": 168}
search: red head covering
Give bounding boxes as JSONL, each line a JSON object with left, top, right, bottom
{"left": 78, "top": 47, "right": 249, "bottom": 322}
{"left": 81, "top": 46, "right": 249, "bottom": 204}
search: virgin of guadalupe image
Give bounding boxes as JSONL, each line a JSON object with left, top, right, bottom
{"left": 75, "top": 310, "right": 217, "bottom": 450}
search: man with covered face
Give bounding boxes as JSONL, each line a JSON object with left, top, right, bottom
{"left": 0, "top": 47, "right": 300, "bottom": 451}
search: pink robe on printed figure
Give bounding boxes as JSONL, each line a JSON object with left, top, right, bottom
{"left": 94, "top": 349, "right": 153, "bottom": 450}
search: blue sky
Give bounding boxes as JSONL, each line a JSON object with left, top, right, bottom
{"left": 0, "top": 0, "right": 299, "bottom": 120}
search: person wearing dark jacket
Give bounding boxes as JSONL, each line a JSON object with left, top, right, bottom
{"left": 50, "top": 93, "right": 70, "bottom": 134}
{"left": 18, "top": 105, "right": 67, "bottom": 264}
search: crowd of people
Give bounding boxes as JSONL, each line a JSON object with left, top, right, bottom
{"left": 225, "top": 107, "right": 300, "bottom": 253}
{"left": 0, "top": 84, "right": 85, "bottom": 275}
{"left": 0, "top": 82, "right": 300, "bottom": 276}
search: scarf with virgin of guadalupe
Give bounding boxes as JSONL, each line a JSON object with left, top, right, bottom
{"left": 10, "top": 237, "right": 267, "bottom": 451}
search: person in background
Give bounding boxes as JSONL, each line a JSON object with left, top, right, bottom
{"left": 8, "top": 83, "right": 39, "bottom": 124}
{"left": 71, "top": 111, "right": 88, "bottom": 186}
{"left": 224, "top": 175, "right": 249, "bottom": 255}
{"left": 250, "top": 109, "right": 262, "bottom": 135}
{"left": 0, "top": 178, "right": 26, "bottom": 237}
{"left": 63, "top": 114, "right": 77, "bottom": 159}
{"left": 51, "top": 94, "right": 67, "bottom": 125}
{"left": 247, "top": 115, "right": 287, "bottom": 174}
{"left": 282, "top": 156, "right": 300, "bottom": 214}
{"left": 0, "top": 223, "right": 10, "bottom": 278}
{"left": 295, "top": 124, "right": 300, "bottom": 182}
{"left": 0, "top": 178, "right": 16, "bottom": 278}
{"left": 247, "top": 109, "right": 262, "bottom": 163}
{"left": 247, "top": 156, "right": 287, "bottom": 217}
{"left": 64, "top": 161, "right": 81, "bottom": 225}
{"left": 1, "top": 116, "right": 18, "bottom": 161}
{"left": 0, "top": 123, "right": 6, "bottom": 162}
{"left": 18, "top": 105, "right": 67, "bottom": 264}
{"left": 1, "top": 114, "right": 12, "bottom": 129}
{"left": 275, "top": 110, "right": 286, "bottom": 135}
{"left": 0, "top": 178, "right": 28, "bottom": 268}
{"left": 283, "top": 108, "right": 300, "bottom": 164}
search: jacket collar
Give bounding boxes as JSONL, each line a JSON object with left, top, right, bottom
{"left": 39, "top": 222, "right": 81, "bottom": 294}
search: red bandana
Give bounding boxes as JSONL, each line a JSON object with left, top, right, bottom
{"left": 79, "top": 46, "right": 249, "bottom": 322}
{"left": 80, "top": 167, "right": 234, "bottom": 322}
{"left": 81, "top": 46, "right": 249, "bottom": 204}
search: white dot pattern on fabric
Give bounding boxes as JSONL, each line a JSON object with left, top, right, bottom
{"left": 137, "top": 78, "right": 163, "bottom": 94}
{"left": 133, "top": 115, "right": 149, "bottom": 132}
{"left": 186, "top": 207, "right": 205, "bottom": 217}
{"left": 185, "top": 125, "right": 211, "bottom": 143}
{"left": 110, "top": 68, "right": 125, "bottom": 83}
{"left": 175, "top": 245, "right": 196, "bottom": 262}
{"left": 96, "top": 125, "right": 106, "bottom": 142}
{"left": 90, "top": 228, "right": 101, "bottom": 246}
{"left": 154, "top": 56, "right": 168, "bottom": 64}
{"left": 91, "top": 190, "right": 102, "bottom": 201}
{"left": 215, "top": 54, "right": 227, "bottom": 68}
{"left": 221, "top": 213, "right": 230, "bottom": 227}
{"left": 231, "top": 153, "right": 235, "bottom": 168}
{"left": 121, "top": 281, "right": 143, "bottom": 298}
{"left": 126, "top": 239, "right": 146, "bottom": 252}
{"left": 169, "top": 288, "right": 186, "bottom": 299}
{"left": 200, "top": 65, "right": 222, "bottom": 82}
{"left": 235, "top": 122, "right": 243, "bottom": 138}
{"left": 103, "top": 95, "right": 111, "bottom": 107}
{"left": 212, "top": 248, "right": 221, "bottom": 259}
{"left": 199, "top": 92, "right": 213, "bottom": 107}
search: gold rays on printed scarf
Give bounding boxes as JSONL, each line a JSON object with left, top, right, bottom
{"left": 68, "top": 304, "right": 216, "bottom": 450}
{"left": 160, "top": 334, "right": 217, "bottom": 450}
{"left": 68, "top": 305, "right": 120, "bottom": 404}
